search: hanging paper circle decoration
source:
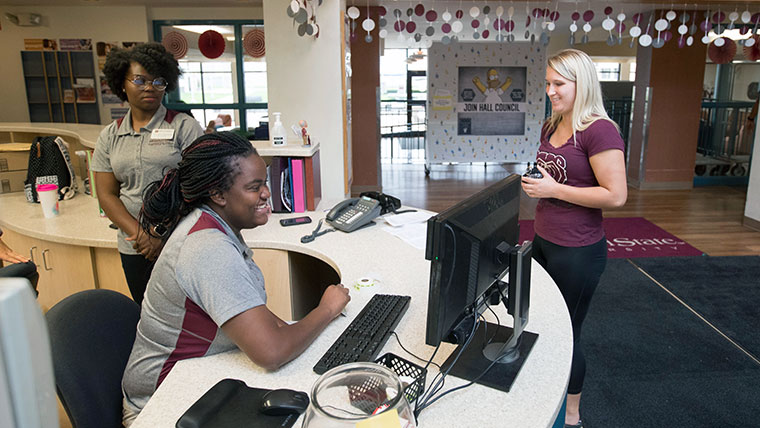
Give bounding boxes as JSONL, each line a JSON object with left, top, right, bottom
{"left": 198, "top": 30, "right": 225, "bottom": 59}
{"left": 243, "top": 29, "right": 265, "bottom": 58}
{"left": 162, "top": 31, "right": 188, "bottom": 59}
{"left": 708, "top": 37, "right": 737, "bottom": 64}
{"left": 743, "top": 35, "right": 760, "bottom": 60}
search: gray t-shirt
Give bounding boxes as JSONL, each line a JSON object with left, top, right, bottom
{"left": 91, "top": 105, "right": 203, "bottom": 254}
{"left": 122, "top": 206, "right": 267, "bottom": 416}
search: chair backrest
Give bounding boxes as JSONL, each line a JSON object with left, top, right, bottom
{"left": 46, "top": 289, "right": 140, "bottom": 428}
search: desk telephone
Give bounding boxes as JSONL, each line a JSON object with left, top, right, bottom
{"left": 325, "top": 196, "right": 382, "bottom": 232}
{"left": 325, "top": 192, "right": 400, "bottom": 233}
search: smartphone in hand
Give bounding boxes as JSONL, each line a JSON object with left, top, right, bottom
{"left": 280, "top": 216, "right": 312, "bottom": 227}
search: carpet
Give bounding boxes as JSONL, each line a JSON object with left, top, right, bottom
{"left": 518, "top": 217, "right": 705, "bottom": 258}
{"left": 631, "top": 256, "right": 760, "bottom": 361}
{"left": 579, "top": 258, "right": 760, "bottom": 427}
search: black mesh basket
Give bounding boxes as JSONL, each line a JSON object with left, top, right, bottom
{"left": 374, "top": 352, "right": 427, "bottom": 404}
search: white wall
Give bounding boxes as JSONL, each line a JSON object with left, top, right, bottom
{"left": 0, "top": 5, "right": 149, "bottom": 123}
{"left": 732, "top": 64, "right": 760, "bottom": 101}
{"left": 263, "top": 0, "right": 348, "bottom": 201}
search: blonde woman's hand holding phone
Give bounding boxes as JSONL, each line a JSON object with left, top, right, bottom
{"left": 521, "top": 164, "right": 558, "bottom": 199}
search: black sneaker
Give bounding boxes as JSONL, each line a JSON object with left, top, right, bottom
{"left": 564, "top": 420, "right": 583, "bottom": 428}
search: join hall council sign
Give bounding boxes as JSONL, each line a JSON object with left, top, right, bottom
{"left": 426, "top": 42, "right": 546, "bottom": 164}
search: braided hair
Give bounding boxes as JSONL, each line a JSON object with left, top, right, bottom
{"left": 140, "top": 132, "right": 258, "bottom": 239}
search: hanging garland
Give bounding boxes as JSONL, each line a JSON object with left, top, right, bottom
{"left": 243, "top": 29, "right": 266, "bottom": 58}
{"left": 198, "top": 30, "right": 225, "bottom": 59}
{"left": 162, "top": 31, "right": 188, "bottom": 60}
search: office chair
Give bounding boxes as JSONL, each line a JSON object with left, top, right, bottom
{"left": 46, "top": 289, "right": 140, "bottom": 428}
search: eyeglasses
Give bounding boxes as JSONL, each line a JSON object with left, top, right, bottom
{"left": 126, "top": 75, "right": 168, "bottom": 91}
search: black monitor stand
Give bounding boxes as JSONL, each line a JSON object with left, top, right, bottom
{"left": 443, "top": 323, "right": 538, "bottom": 393}
{"left": 443, "top": 241, "right": 538, "bottom": 393}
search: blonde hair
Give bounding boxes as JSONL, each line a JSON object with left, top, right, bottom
{"left": 545, "top": 49, "right": 619, "bottom": 139}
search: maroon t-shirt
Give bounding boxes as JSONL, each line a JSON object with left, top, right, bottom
{"left": 534, "top": 119, "right": 624, "bottom": 247}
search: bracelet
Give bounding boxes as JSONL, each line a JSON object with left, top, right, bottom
{"left": 152, "top": 224, "right": 168, "bottom": 237}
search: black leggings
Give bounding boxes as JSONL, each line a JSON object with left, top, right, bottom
{"left": 532, "top": 234, "right": 607, "bottom": 395}
{"left": 119, "top": 253, "right": 154, "bottom": 306}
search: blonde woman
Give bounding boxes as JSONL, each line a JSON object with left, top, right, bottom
{"left": 521, "top": 49, "right": 627, "bottom": 428}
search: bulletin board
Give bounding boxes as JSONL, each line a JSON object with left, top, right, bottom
{"left": 426, "top": 42, "right": 546, "bottom": 164}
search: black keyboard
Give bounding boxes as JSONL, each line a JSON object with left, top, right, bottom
{"left": 313, "top": 294, "right": 411, "bottom": 374}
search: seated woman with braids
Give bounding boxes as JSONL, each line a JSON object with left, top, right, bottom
{"left": 120, "top": 132, "right": 350, "bottom": 425}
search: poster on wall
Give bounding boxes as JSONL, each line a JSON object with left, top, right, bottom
{"left": 59, "top": 39, "right": 92, "bottom": 51}
{"left": 426, "top": 42, "right": 546, "bottom": 164}
{"left": 110, "top": 107, "right": 129, "bottom": 121}
{"left": 95, "top": 41, "right": 119, "bottom": 71}
{"left": 456, "top": 66, "right": 527, "bottom": 136}
{"left": 24, "top": 38, "right": 57, "bottom": 51}
{"left": 74, "top": 78, "right": 96, "bottom": 103}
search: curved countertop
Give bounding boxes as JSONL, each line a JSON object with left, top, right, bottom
{"left": 0, "top": 122, "right": 105, "bottom": 148}
{"left": 0, "top": 122, "right": 320, "bottom": 158}
{"left": 0, "top": 193, "right": 573, "bottom": 427}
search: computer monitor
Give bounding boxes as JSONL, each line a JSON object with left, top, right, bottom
{"left": 424, "top": 174, "right": 538, "bottom": 392}
{"left": 0, "top": 278, "right": 59, "bottom": 428}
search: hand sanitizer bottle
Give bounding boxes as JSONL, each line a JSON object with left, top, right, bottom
{"left": 271, "top": 112, "right": 287, "bottom": 146}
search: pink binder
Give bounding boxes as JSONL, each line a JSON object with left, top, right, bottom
{"left": 290, "top": 158, "right": 306, "bottom": 213}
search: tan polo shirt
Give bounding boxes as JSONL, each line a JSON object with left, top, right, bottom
{"left": 91, "top": 105, "right": 203, "bottom": 254}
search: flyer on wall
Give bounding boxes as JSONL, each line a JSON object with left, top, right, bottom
{"left": 74, "top": 78, "right": 96, "bottom": 103}
{"left": 24, "top": 38, "right": 57, "bottom": 51}
{"left": 457, "top": 66, "right": 527, "bottom": 136}
{"left": 59, "top": 39, "right": 92, "bottom": 51}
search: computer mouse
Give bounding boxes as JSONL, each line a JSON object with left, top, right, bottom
{"left": 260, "top": 388, "right": 310, "bottom": 416}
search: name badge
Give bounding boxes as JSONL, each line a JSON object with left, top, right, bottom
{"left": 150, "top": 128, "right": 175, "bottom": 141}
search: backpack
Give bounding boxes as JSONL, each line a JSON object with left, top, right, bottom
{"left": 24, "top": 136, "right": 78, "bottom": 203}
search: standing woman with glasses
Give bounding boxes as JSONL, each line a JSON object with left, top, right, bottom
{"left": 521, "top": 49, "right": 627, "bottom": 428}
{"left": 91, "top": 43, "right": 203, "bottom": 305}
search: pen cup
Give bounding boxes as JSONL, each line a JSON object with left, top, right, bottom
{"left": 36, "top": 184, "right": 60, "bottom": 218}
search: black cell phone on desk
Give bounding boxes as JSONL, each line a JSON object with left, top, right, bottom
{"left": 280, "top": 216, "right": 312, "bottom": 227}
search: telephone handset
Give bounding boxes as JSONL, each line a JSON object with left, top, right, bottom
{"left": 325, "top": 196, "right": 382, "bottom": 232}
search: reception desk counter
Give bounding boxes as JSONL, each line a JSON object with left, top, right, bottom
{"left": 128, "top": 209, "right": 573, "bottom": 427}
{"left": 0, "top": 169, "right": 572, "bottom": 427}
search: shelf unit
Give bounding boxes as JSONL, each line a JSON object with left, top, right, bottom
{"left": 21, "top": 51, "right": 100, "bottom": 124}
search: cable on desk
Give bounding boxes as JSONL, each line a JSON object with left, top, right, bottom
{"left": 390, "top": 331, "right": 442, "bottom": 371}
{"left": 414, "top": 314, "right": 480, "bottom": 418}
{"left": 300, "top": 218, "right": 335, "bottom": 243}
{"left": 415, "top": 305, "right": 509, "bottom": 417}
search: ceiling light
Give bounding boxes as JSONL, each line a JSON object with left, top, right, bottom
{"left": 708, "top": 29, "right": 753, "bottom": 43}
{"left": 173, "top": 25, "right": 234, "bottom": 35}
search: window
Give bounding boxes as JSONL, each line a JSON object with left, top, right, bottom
{"left": 380, "top": 49, "right": 428, "bottom": 163}
{"left": 595, "top": 62, "right": 621, "bottom": 82}
{"left": 153, "top": 20, "right": 266, "bottom": 131}
{"left": 628, "top": 62, "right": 637, "bottom": 82}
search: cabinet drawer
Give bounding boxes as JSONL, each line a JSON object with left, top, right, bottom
{"left": 0, "top": 151, "right": 29, "bottom": 172}
{"left": 0, "top": 170, "right": 27, "bottom": 193}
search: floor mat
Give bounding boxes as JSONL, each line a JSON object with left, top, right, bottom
{"left": 519, "top": 217, "right": 704, "bottom": 258}
{"left": 579, "top": 258, "right": 760, "bottom": 427}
